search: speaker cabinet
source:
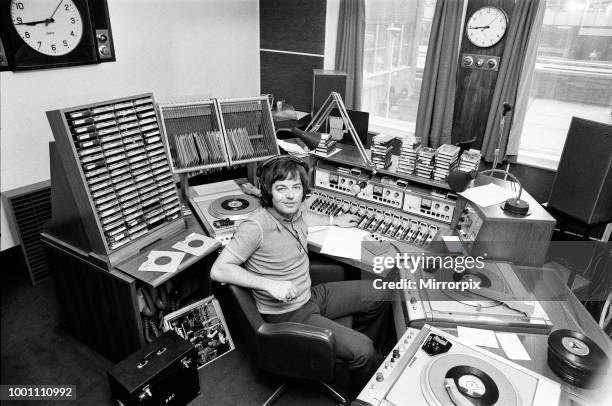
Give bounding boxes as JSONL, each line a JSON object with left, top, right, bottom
{"left": 312, "top": 70, "right": 347, "bottom": 115}
{"left": 548, "top": 117, "right": 612, "bottom": 225}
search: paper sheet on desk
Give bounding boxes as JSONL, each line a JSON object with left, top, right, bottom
{"left": 457, "top": 326, "right": 499, "bottom": 348}
{"left": 318, "top": 227, "right": 370, "bottom": 260}
{"left": 459, "top": 183, "right": 516, "bottom": 207}
{"left": 496, "top": 332, "right": 531, "bottom": 360}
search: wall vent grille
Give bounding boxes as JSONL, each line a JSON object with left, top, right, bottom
{"left": 2, "top": 181, "right": 52, "bottom": 285}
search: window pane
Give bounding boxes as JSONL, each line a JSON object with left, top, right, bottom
{"left": 362, "top": 0, "right": 437, "bottom": 133}
{"left": 518, "top": 0, "right": 612, "bottom": 168}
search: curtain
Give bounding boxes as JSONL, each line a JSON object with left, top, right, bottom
{"left": 414, "top": 0, "right": 465, "bottom": 148}
{"left": 335, "top": 0, "right": 365, "bottom": 110}
{"left": 481, "top": 0, "right": 544, "bottom": 162}
{"left": 505, "top": 0, "right": 546, "bottom": 159}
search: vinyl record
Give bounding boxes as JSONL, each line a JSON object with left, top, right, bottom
{"left": 208, "top": 194, "right": 260, "bottom": 220}
{"left": 154, "top": 256, "right": 172, "bottom": 265}
{"left": 435, "top": 267, "right": 506, "bottom": 307}
{"left": 421, "top": 354, "right": 518, "bottom": 406}
{"left": 445, "top": 365, "right": 499, "bottom": 405}
{"left": 188, "top": 239, "right": 204, "bottom": 248}
{"left": 547, "top": 329, "right": 610, "bottom": 388}
{"left": 220, "top": 197, "right": 250, "bottom": 211}
{"left": 548, "top": 329, "right": 608, "bottom": 370}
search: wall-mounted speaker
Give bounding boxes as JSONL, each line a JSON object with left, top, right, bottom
{"left": 312, "top": 69, "right": 347, "bottom": 115}
{"left": 548, "top": 117, "right": 612, "bottom": 225}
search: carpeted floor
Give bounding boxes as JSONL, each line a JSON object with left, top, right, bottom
{"left": 0, "top": 255, "right": 351, "bottom": 406}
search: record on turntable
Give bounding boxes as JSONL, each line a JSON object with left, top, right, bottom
{"left": 208, "top": 194, "right": 260, "bottom": 221}
{"left": 421, "top": 354, "right": 517, "bottom": 406}
{"left": 189, "top": 179, "right": 262, "bottom": 245}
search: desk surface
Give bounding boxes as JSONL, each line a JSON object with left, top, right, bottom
{"left": 308, "top": 230, "right": 611, "bottom": 403}
{"left": 483, "top": 266, "right": 611, "bottom": 403}
{"left": 116, "top": 216, "right": 220, "bottom": 287}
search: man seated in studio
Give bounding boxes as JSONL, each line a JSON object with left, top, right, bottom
{"left": 210, "top": 155, "right": 392, "bottom": 390}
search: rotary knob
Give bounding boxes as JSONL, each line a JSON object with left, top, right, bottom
{"left": 99, "top": 46, "right": 110, "bottom": 57}
{"left": 475, "top": 58, "right": 484, "bottom": 68}
{"left": 376, "top": 372, "right": 384, "bottom": 382}
{"left": 463, "top": 56, "right": 474, "bottom": 67}
{"left": 487, "top": 58, "right": 497, "bottom": 69}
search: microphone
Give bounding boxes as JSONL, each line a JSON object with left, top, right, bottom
{"left": 289, "top": 128, "right": 323, "bottom": 150}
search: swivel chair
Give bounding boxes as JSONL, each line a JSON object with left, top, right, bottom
{"left": 228, "top": 259, "right": 351, "bottom": 405}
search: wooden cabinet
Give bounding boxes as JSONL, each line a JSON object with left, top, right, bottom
{"left": 42, "top": 94, "right": 220, "bottom": 361}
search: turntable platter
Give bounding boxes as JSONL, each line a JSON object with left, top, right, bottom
{"left": 437, "top": 268, "right": 509, "bottom": 307}
{"left": 208, "top": 194, "right": 260, "bottom": 221}
{"left": 421, "top": 354, "right": 518, "bottom": 406}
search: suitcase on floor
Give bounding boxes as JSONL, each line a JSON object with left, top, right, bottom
{"left": 107, "top": 331, "right": 199, "bottom": 406}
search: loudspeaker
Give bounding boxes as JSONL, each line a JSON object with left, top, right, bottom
{"left": 548, "top": 117, "right": 612, "bottom": 225}
{"left": 312, "top": 69, "right": 347, "bottom": 115}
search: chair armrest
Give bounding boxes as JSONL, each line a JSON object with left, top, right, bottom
{"left": 255, "top": 322, "right": 337, "bottom": 381}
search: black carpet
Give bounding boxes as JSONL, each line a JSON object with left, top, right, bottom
{"left": 1, "top": 257, "right": 348, "bottom": 405}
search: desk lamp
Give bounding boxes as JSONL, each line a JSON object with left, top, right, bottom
{"left": 447, "top": 168, "right": 530, "bottom": 215}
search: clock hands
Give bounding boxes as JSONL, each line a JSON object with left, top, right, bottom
{"left": 468, "top": 25, "right": 490, "bottom": 30}
{"left": 17, "top": 0, "right": 64, "bottom": 27}
{"left": 20, "top": 18, "right": 55, "bottom": 26}
{"left": 48, "top": 0, "right": 65, "bottom": 21}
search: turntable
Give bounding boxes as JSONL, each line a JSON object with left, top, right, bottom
{"left": 401, "top": 262, "right": 553, "bottom": 334}
{"left": 189, "top": 180, "right": 261, "bottom": 245}
{"left": 355, "top": 325, "right": 561, "bottom": 406}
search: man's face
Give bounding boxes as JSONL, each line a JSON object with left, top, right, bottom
{"left": 270, "top": 174, "right": 303, "bottom": 218}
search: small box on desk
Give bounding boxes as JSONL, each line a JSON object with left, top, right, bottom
{"left": 108, "top": 331, "right": 199, "bottom": 406}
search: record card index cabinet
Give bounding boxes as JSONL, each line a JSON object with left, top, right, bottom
{"left": 41, "top": 94, "right": 219, "bottom": 362}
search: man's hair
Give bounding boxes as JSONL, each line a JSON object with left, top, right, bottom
{"left": 259, "top": 159, "right": 310, "bottom": 208}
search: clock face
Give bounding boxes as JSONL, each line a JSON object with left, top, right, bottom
{"left": 466, "top": 6, "right": 508, "bottom": 48}
{"left": 10, "top": 0, "right": 84, "bottom": 56}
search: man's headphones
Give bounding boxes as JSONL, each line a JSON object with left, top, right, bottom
{"left": 255, "top": 155, "right": 309, "bottom": 178}
{"left": 256, "top": 155, "right": 310, "bottom": 207}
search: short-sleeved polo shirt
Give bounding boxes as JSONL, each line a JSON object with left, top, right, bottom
{"left": 224, "top": 207, "right": 310, "bottom": 314}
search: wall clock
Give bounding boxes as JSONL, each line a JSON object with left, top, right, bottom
{"left": 451, "top": 0, "right": 514, "bottom": 148}
{"left": 0, "top": 0, "right": 115, "bottom": 71}
{"left": 466, "top": 6, "right": 508, "bottom": 48}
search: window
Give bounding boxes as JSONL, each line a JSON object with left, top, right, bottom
{"left": 362, "top": 0, "right": 436, "bottom": 136}
{"left": 517, "top": 0, "right": 612, "bottom": 170}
